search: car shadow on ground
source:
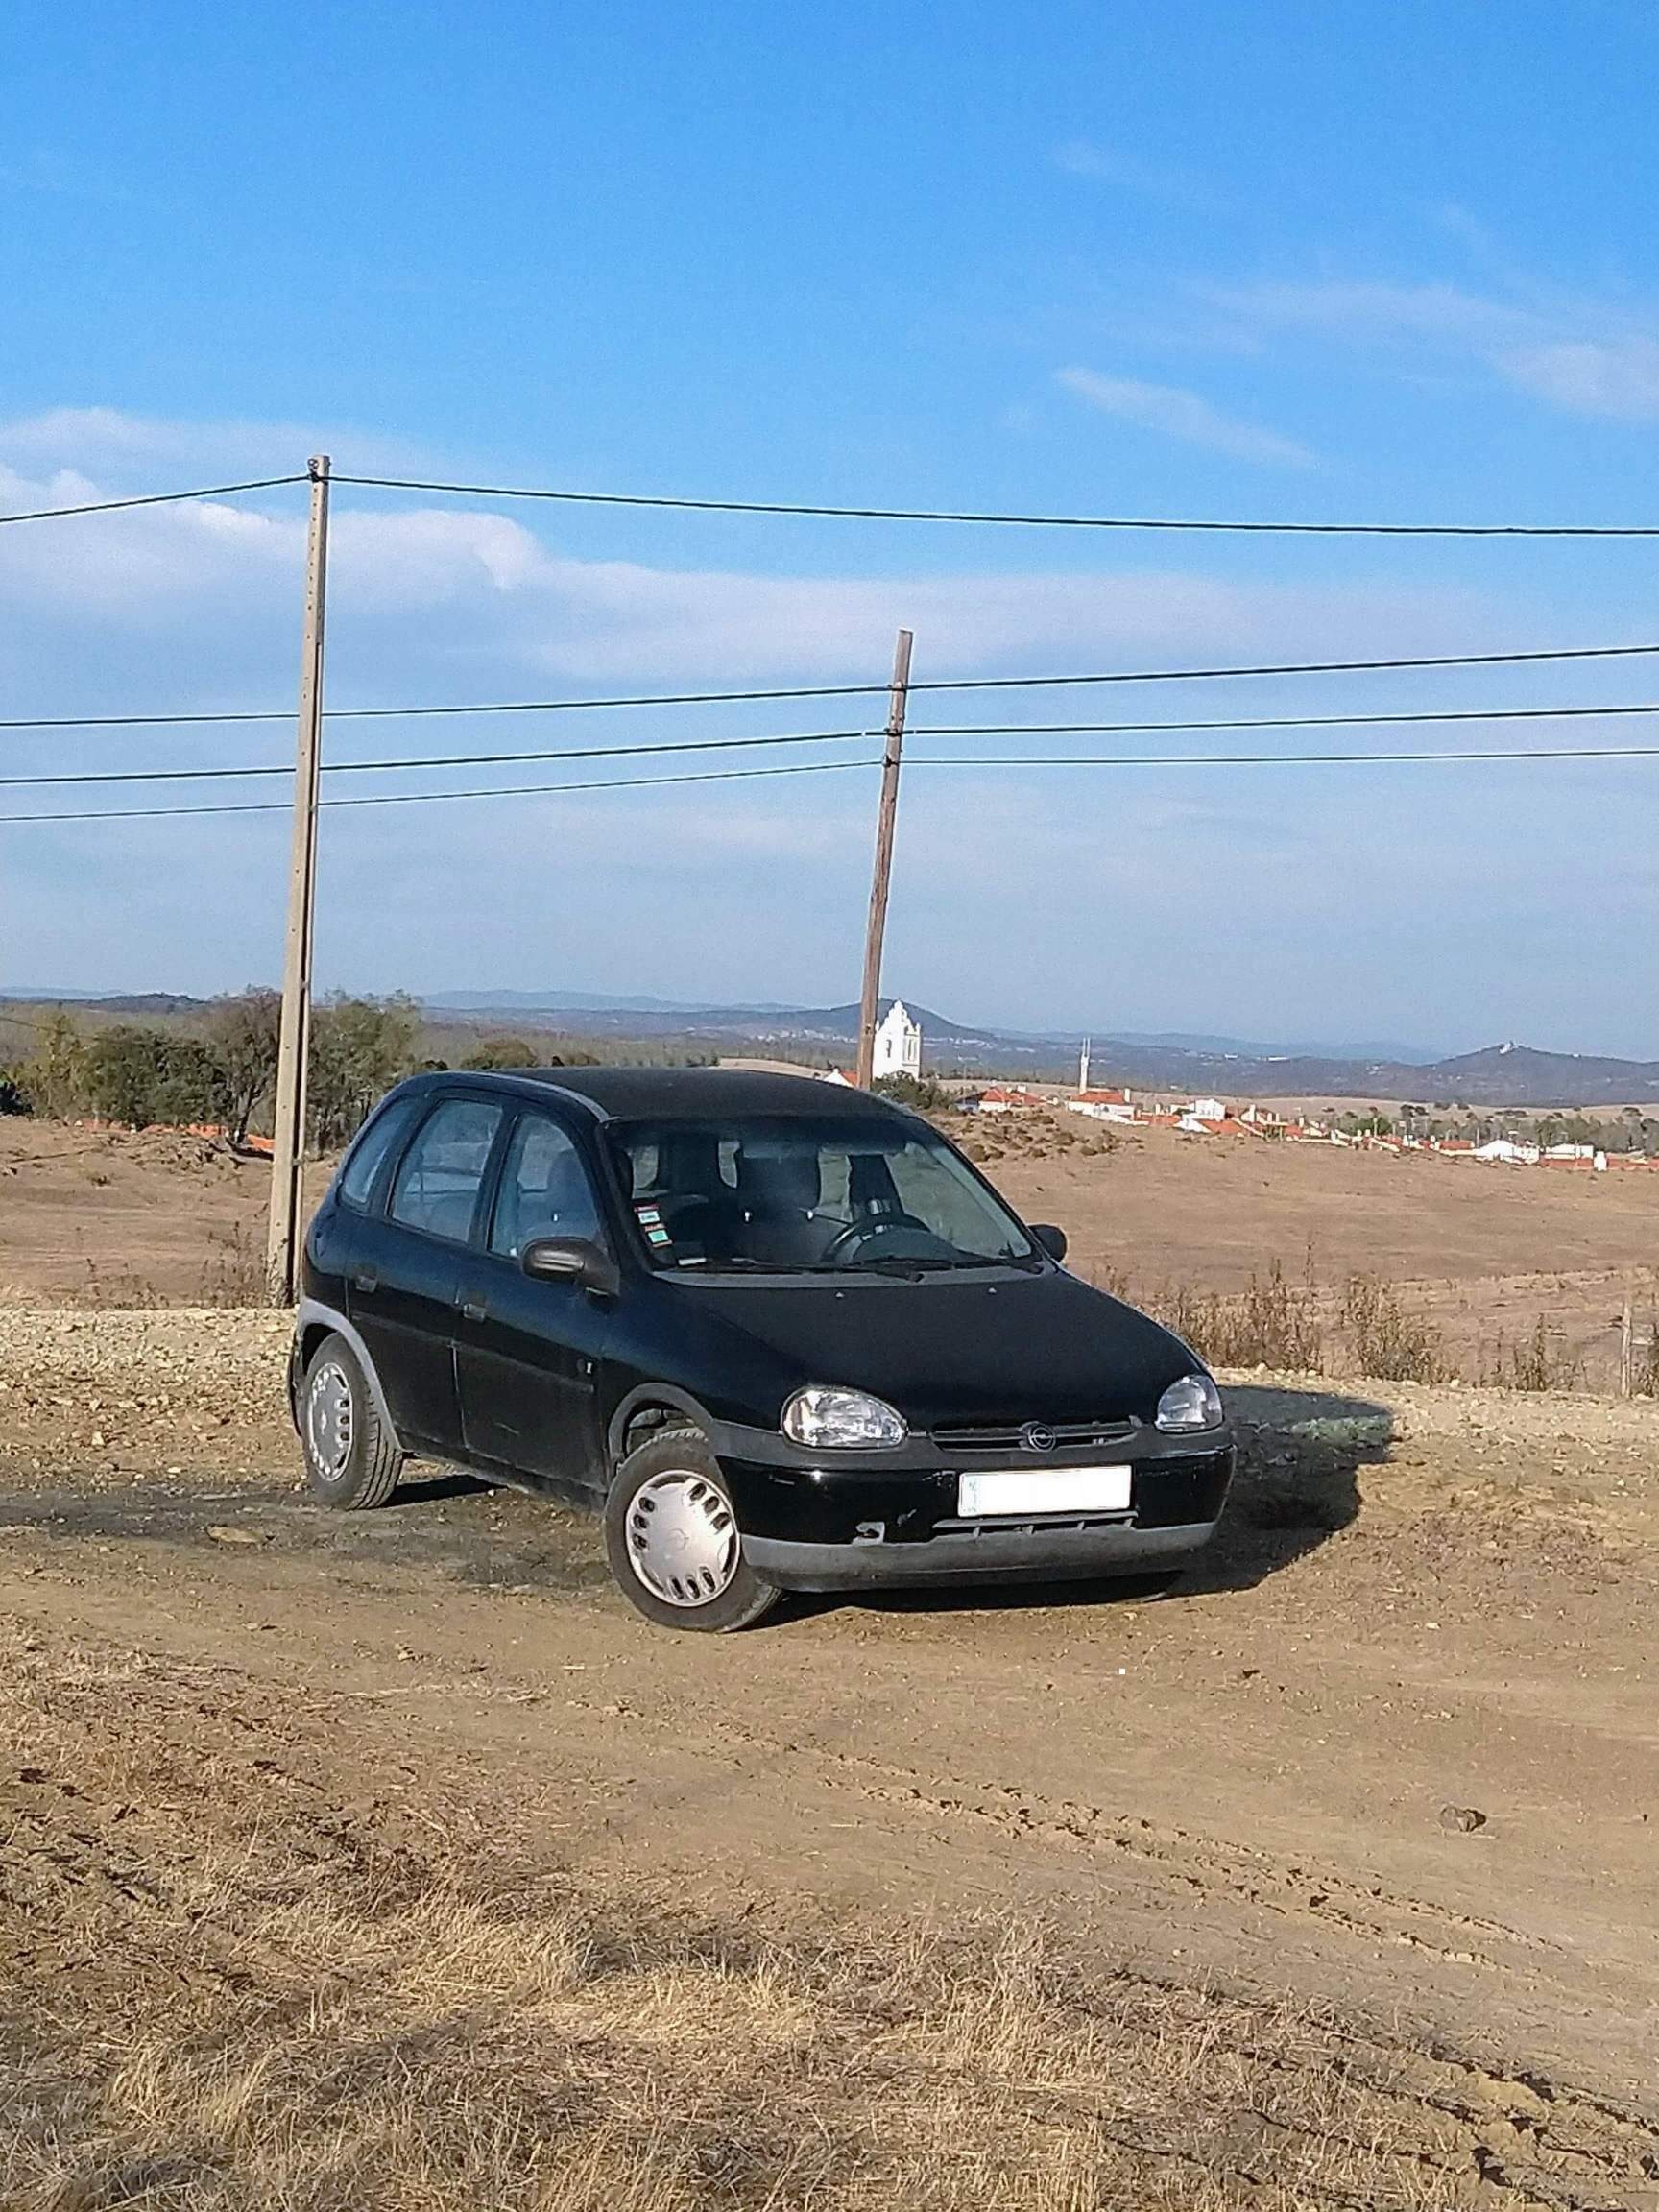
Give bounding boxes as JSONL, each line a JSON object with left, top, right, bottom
{"left": 383, "top": 1467, "right": 494, "bottom": 1508}
{"left": 817, "top": 1382, "right": 1394, "bottom": 1625}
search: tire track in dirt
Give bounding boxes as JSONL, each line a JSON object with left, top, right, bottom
{"left": 6, "top": 1626, "right": 1658, "bottom": 2212}
{"left": 552, "top": 1684, "right": 1560, "bottom": 1980}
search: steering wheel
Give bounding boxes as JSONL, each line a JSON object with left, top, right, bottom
{"left": 820, "top": 1213, "right": 951, "bottom": 1263}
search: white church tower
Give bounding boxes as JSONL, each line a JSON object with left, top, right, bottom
{"left": 872, "top": 998, "right": 923, "bottom": 1079}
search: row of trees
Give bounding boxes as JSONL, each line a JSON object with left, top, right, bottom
{"left": 0, "top": 994, "right": 580, "bottom": 1147}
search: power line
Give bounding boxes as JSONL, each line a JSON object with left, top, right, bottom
{"left": 912, "top": 701, "right": 1659, "bottom": 739}
{"left": 0, "top": 756, "right": 881, "bottom": 826}
{"left": 0, "top": 726, "right": 877, "bottom": 790}
{"left": 10, "top": 637, "right": 1659, "bottom": 733}
{"left": 0, "top": 474, "right": 308, "bottom": 526}
{"left": 916, "top": 744, "right": 1659, "bottom": 769}
{"left": 4, "top": 465, "right": 1655, "bottom": 538}
{"left": 18, "top": 699, "right": 1659, "bottom": 791}
{"left": 12, "top": 739, "right": 1659, "bottom": 828}
{"left": 334, "top": 471, "right": 1659, "bottom": 539}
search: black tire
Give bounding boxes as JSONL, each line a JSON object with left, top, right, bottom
{"left": 604, "top": 1426, "right": 780, "bottom": 1633}
{"left": 299, "top": 1333, "right": 403, "bottom": 1510}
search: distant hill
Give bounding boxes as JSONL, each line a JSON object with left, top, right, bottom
{"left": 421, "top": 993, "right": 1010, "bottom": 1050}
{"left": 1103, "top": 1029, "right": 1446, "bottom": 1065}
{"left": 416, "top": 996, "right": 1659, "bottom": 1105}
{"left": 10, "top": 987, "right": 1659, "bottom": 1107}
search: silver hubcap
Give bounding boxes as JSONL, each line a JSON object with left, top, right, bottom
{"left": 626, "top": 1470, "right": 739, "bottom": 1608}
{"left": 305, "top": 1360, "right": 354, "bottom": 1480}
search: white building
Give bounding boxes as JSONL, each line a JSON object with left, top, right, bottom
{"left": 1474, "top": 1138, "right": 1540, "bottom": 1166}
{"left": 873, "top": 998, "right": 923, "bottom": 1079}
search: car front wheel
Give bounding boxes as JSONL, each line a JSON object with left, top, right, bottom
{"left": 604, "top": 1427, "right": 780, "bottom": 1632}
{"left": 300, "top": 1334, "right": 403, "bottom": 1509}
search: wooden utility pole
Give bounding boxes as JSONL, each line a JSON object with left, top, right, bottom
{"left": 1620, "top": 1283, "right": 1635, "bottom": 1398}
{"left": 265, "top": 454, "right": 331, "bottom": 1306}
{"left": 855, "top": 627, "right": 913, "bottom": 1088}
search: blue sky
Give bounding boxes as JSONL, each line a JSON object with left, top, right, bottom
{"left": 6, "top": 1, "right": 1659, "bottom": 1053}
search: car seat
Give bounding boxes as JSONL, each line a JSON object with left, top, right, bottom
{"left": 735, "top": 1144, "right": 830, "bottom": 1266}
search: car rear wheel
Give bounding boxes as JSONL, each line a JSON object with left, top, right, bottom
{"left": 301, "top": 1334, "right": 403, "bottom": 1510}
{"left": 604, "top": 1427, "right": 780, "bottom": 1632}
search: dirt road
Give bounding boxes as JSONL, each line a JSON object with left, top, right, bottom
{"left": 3, "top": 1311, "right": 1658, "bottom": 2208}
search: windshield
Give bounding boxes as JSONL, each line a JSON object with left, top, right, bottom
{"left": 608, "top": 1114, "right": 1038, "bottom": 1274}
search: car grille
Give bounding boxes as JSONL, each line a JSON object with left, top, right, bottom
{"left": 929, "top": 1416, "right": 1138, "bottom": 1455}
{"left": 931, "top": 1511, "right": 1135, "bottom": 1538}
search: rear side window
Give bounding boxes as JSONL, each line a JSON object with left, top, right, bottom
{"left": 388, "top": 1097, "right": 505, "bottom": 1244}
{"left": 337, "top": 1094, "right": 422, "bottom": 1213}
{"left": 489, "top": 1112, "right": 605, "bottom": 1257}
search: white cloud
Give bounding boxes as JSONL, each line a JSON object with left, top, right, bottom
{"left": 12, "top": 405, "right": 1653, "bottom": 1047}
{"left": 1501, "top": 339, "right": 1659, "bottom": 421}
{"left": 1055, "top": 367, "right": 1314, "bottom": 469}
{"left": 2, "top": 409, "right": 1510, "bottom": 706}
{"left": 1051, "top": 140, "right": 1203, "bottom": 208}
{"left": 1203, "top": 278, "right": 1526, "bottom": 348}
{"left": 1203, "top": 278, "right": 1659, "bottom": 422}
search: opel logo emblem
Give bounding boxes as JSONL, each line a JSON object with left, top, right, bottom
{"left": 1020, "top": 1422, "right": 1057, "bottom": 1454}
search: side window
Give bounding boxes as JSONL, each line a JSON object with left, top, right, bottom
{"left": 387, "top": 1097, "right": 504, "bottom": 1244}
{"left": 489, "top": 1113, "right": 605, "bottom": 1258}
{"left": 337, "top": 1094, "right": 422, "bottom": 1213}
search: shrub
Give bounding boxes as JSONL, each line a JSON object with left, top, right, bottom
{"left": 84, "top": 1026, "right": 230, "bottom": 1131}
{"left": 1152, "top": 1262, "right": 1324, "bottom": 1373}
{"left": 1491, "top": 1314, "right": 1582, "bottom": 1392}
{"left": 1339, "top": 1275, "right": 1447, "bottom": 1383}
{"left": 461, "top": 1034, "right": 540, "bottom": 1070}
{"left": 1637, "top": 1321, "right": 1659, "bottom": 1399}
{"left": 205, "top": 986, "right": 281, "bottom": 1145}
{"left": 874, "top": 1070, "right": 954, "bottom": 1114}
{"left": 21, "top": 1010, "right": 89, "bottom": 1118}
{"left": 307, "top": 995, "right": 422, "bottom": 1147}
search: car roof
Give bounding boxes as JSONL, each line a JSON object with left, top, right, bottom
{"left": 424, "top": 1065, "right": 908, "bottom": 1124}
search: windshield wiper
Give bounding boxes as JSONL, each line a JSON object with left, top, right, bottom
{"left": 858, "top": 1254, "right": 1030, "bottom": 1277}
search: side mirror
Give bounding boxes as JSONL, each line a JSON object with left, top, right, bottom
{"left": 1030, "top": 1223, "right": 1068, "bottom": 1263}
{"left": 520, "top": 1237, "right": 621, "bottom": 1299}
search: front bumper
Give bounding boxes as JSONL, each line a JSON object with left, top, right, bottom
{"left": 744, "top": 1515, "right": 1214, "bottom": 1591}
{"left": 709, "top": 1415, "right": 1234, "bottom": 1593}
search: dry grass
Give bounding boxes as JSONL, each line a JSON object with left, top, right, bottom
{"left": 1, "top": 1630, "right": 1516, "bottom": 2212}
{"left": 1094, "top": 1257, "right": 1456, "bottom": 1386}
{"left": 1337, "top": 1275, "right": 1449, "bottom": 1386}
{"left": 2, "top": 1879, "right": 1483, "bottom": 2212}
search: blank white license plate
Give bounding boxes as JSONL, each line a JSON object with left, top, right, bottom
{"left": 956, "top": 1464, "right": 1133, "bottom": 1518}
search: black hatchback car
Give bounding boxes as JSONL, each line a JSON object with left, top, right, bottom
{"left": 289, "top": 1068, "right": 1234, "bottom": 1630}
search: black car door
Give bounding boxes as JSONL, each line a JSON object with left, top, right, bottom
{"left": 453, "top": 1103, "right": 614, "bottom": 1494}
{"left": 349, "top": 1092, "right": 508, "bottom": 1455}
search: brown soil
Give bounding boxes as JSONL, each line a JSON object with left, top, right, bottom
{"left": 972, "top": 1116, "right": 1659, "bottom": 1390}
{"left": 0, "top": 1121, "right": 332, "bottom": 1306}
{"left": 2, "top": 1310, "right": 1657, "bottom": 2206}
{"left": 8, "top": 1113, "right": 1658, "bottom": 1388}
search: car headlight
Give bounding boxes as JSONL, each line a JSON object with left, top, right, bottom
{"left": 1155, "top": 1372, "right": 1223, "bottom": 1432}
{"left": 782, "top": 1386, "right": 908, "bottom": 1451}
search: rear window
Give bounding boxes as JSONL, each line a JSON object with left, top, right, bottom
{"left": 388, "top": 1097, "right": 506, "bottom": 1244}
{"left": 337, "top": 1094, "right": 422, "bottom": 1213}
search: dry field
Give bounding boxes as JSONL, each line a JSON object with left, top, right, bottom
{"left": 3, "top": 1122, "right": 1659, "bottom": 2206}
{"left": 7, "top": 1114, "right": 1659, "bottom": 1392}
{"left": 973, "top": 1113, "right": 1659, "bottom": 1392}
{"left": 1, "top": 1307, "right": 1658, "bottom": 2207}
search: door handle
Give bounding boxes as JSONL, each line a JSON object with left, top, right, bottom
{"left": 352, "top": 1270, "right": 378, "bottom": 1294}
{"left": 459, "top": 1299, "right": 488, "bottom": 1323}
